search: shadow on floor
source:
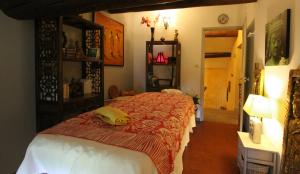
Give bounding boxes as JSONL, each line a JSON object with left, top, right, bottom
{"left": 203, "top": 108, "right": 239, "bottom": 125}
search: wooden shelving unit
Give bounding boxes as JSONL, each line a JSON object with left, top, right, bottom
{"left": 146, "top": 40, "right": 181, "bottom": 92}
{"left": 35, "top": 15, "right": 104, "bottom": 131}
{"left": 63, "top": 57, "right": 102, "bottom": 63}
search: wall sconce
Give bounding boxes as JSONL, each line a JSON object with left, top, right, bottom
{"left": 163, "top": 16, "right": 170, "bottom": 30}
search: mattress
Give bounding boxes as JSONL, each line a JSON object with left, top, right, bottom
{"left": 17, "top": 92, "right": 196, "bottom": 174}
{"left": 17, "top": 114, "right": 195, "bottom": 174}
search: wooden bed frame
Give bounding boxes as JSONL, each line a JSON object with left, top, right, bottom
{"left": 280, "top": 69, "right": 300, "bottom": 174}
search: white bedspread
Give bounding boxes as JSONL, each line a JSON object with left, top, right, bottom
{"left": 17, "top": 115, "right": 195, "bottom": 174}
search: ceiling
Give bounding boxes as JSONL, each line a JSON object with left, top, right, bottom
{"left": 0, "top": 0, "right": 256, "bottom": 20}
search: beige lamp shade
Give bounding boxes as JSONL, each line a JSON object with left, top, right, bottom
{"left": 243, "top": 94, "right": 272, "bottom": 118}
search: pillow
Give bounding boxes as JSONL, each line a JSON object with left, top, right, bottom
{"left": 94, "top": 106, "right": 130, "bottom": 125}
{"left": 161, "top": 89, "right": 183, "bottom": 95}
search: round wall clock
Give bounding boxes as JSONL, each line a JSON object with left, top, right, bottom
{"left": 218, "top": 13, "right": 229, "bottom": 24}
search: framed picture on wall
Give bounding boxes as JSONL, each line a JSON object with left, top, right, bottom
{"left": 94, "top": 12, "right": 124, "bottom": 66}
{"left": 265, "top": 9, "right": 290, "bottom": 66}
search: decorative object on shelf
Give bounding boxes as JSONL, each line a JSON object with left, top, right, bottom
{"left": 69, "top": 78, "right": 84, "bottom": 98}
{"left": 218, "top": 13, "right": 229, "bottom": 24}
{"left": 168, "top": 56, "right": 176, "bottom": 64}
{"left": 62, "top": 31, "right": 67, "bottom": 48}
{"left": 265, "top": 9, "right": 290, "bottom": 66}
{"left": 174, "top": 29, "right": 179, "bottom": 41}
{"left": 147, "top": 52, "right": 153, "bottom": 64}
{"left": 151, "top": 76, "right": 159, "bottom": 88}
{"left": 81, "top": 79, "right": 92, "bottom": 94}
{"left": 160, "top": 37, "right": 165, "bottom": 42}
{"left": 86, "top": 48, "right": 100, "bottom": 60}
{"left": 75, "top": 41, "right": 85, "bottom": 59}
{"left": 156, "top": 52, "right": 168, "bottom": 64}
{"left": 63, "top": 83, "right": 70, "bottom": 99}
{"left": 64, "top": 48, "right": 76, "bottom": 59}
{"left": 150, "top": 27, "right": 155, "bottom": 42}
{"left": 94, "top": 12, "right": 124, "bottom": 66}
{"left": 243, "top": 94, "right": 272, "bottom": 144}
{"left": 141, "top": 14, "right": 160, "bottom": 41}
{"left": 252, "top": 63, "right": 264, "bottom": 95}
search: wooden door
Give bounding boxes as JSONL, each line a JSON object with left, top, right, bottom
{"left": 280, "top": 69, "right": 300, "bottom": 174}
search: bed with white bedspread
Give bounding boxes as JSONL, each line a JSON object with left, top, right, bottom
{"left": 17, "top": 92, "right": 196, "bottom": 174}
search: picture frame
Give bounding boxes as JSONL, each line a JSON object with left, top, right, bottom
{"left": 86, "top": 48, "right": 100, "bottom": 60}
{"left": 265, "top": 9, "right": 290, "bottom": 66}
{"left": 94, "top": 12, "right": 124, "bottom": 66}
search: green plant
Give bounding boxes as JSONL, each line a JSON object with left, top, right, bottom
{"left": 192, "top": 95, "right": 200, "bottom": 104}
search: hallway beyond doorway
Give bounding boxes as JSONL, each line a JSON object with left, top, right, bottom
{"left": 203, "top": 108, "right": 239, "bottom": 125}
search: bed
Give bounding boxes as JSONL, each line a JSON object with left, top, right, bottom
{"left": 17, "top": 92, "right": 195, "bottom": 174}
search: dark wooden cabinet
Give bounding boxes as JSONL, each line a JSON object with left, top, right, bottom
{"left": 146, "top": 41, "right": 181, "bottom": 92}
{"left": 35, "top": 16, "right": 104, "bottom": 132}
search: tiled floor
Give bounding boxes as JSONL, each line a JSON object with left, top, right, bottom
{"left": 182, "top": 121, "right": 239, "bottom": 174}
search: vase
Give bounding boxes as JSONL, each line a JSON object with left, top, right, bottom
{"left": 150, "top": 27, "right": 155, "bottom": 42}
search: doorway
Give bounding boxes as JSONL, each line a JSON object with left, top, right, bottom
{"left": 201, "top": 28, "right": 244, "bottom": 125}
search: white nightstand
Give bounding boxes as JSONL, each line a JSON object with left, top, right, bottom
{"left": 237, "top": 132, "right": 279, "bottom": 174}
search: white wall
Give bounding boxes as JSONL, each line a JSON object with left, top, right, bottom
{"left": 101, "top": 13, "right": 134, "bottom": 99}
{"left": 245, "top": 0, "right": 300, "bottom": 156}
{"left": 0, "top": 11, "right": 35, "bottom": 173}
{"left": 124, "top": 5, "right": 244, "bottom": 99}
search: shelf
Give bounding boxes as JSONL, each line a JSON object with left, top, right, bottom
{"left": 152, "top": 63, "right": 174, "bottom": 66}
{"left": 146, "top": 40, "right": 179, "bottom": 45}
{"left": 63, "top": 15, "right": 102, "bottom": 29}
{"left": 157, "top": 78, "right": 172, "bottom": 81}
{"left": 63, "top": 93, "right": 100, "bottom": 104}
{"left": 63, "top": 57, "right": 102, "bottom": 63}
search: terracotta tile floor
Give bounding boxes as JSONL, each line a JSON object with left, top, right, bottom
{"left": 182, "top": 121, "right": 239, "bottom": 174}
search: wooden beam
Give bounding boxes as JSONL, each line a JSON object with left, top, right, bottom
{"left": 1, "top": 0, "right": 181, "bottom": 19}
{"left": 108, "top": 0, "right": 257, "bottom": 13}
{"left": 205, "top": 52, "right": 231, "bottom": 58}
{"left": 2, "top": 0, "right": 257, "bottom": 19}
{"left": 205, "top": 30, "right": 238, "bottom": 37}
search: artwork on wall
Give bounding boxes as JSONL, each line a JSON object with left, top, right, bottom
{"left": 265, "top": 9, "right": 290, "bottom": 66}
{"left": 94, "top": 12, "right": 124, "bottom": 66}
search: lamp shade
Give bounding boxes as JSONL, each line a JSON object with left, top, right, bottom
{"left": 243, "top": 94, "right": 272, "bottom": 118}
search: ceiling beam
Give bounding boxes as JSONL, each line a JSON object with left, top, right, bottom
{"left": 108, "top": 0, "right": 257, "bottom": 13}
{"left": 205, "top": 52, "right": 232, "bottom": 58}
{"left": 205, "top": 30, "right": 239, "bottom": 37}
{"left": 1, "top": 0, "right": 182, "bottom": 19}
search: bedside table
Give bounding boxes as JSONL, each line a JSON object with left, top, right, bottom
{"left": 237, "top": 132, "right": 279, "bottom": 174}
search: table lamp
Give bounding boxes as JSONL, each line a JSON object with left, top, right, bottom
{"left": 243, "top": 94, "right": 272, "bottom": 144}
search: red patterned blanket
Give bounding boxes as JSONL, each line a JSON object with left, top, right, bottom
{"left": 41, "top": 92, "right": 194, "bottom": 174}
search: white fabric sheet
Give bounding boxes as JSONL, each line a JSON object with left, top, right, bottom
{"left": 17, "top": 114, "right": 195, "bottom": 174}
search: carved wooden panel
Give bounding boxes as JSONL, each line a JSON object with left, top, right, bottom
{"left": 36, "top": 18, "right": 60, "bottom": 103}
{"left": 83, "top": 29, "right": 102, "bottom": 94}
{"left": 281, "top": 69, "right": 300, "bottom": 174}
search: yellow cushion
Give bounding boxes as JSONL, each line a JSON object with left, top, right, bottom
{"left": 94, "top": 106, "right": 130, "bottom": 125}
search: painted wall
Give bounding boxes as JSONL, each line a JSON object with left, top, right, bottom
{"left": 226, "top": 30, "right": 243, "bottom": 111}
{"left": 245, "top": 0, "right": 300, "bottom": 157}
{"left": 0, "top": 11, "right": 35, "bottom": 173}
{"left": 118, "top": 5, "right": 245, "bottom": 97}
{"left": 204, "top": 58, "right": 229, "bottom": 109}
{"left": 96, "top": 12, "right": 134, "bottom": 99}
{"left": 203, "top": 34, "right": 243, "bottom": 111}
{"left": 203, "top": 37, "right": 236, "bottom": 109}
